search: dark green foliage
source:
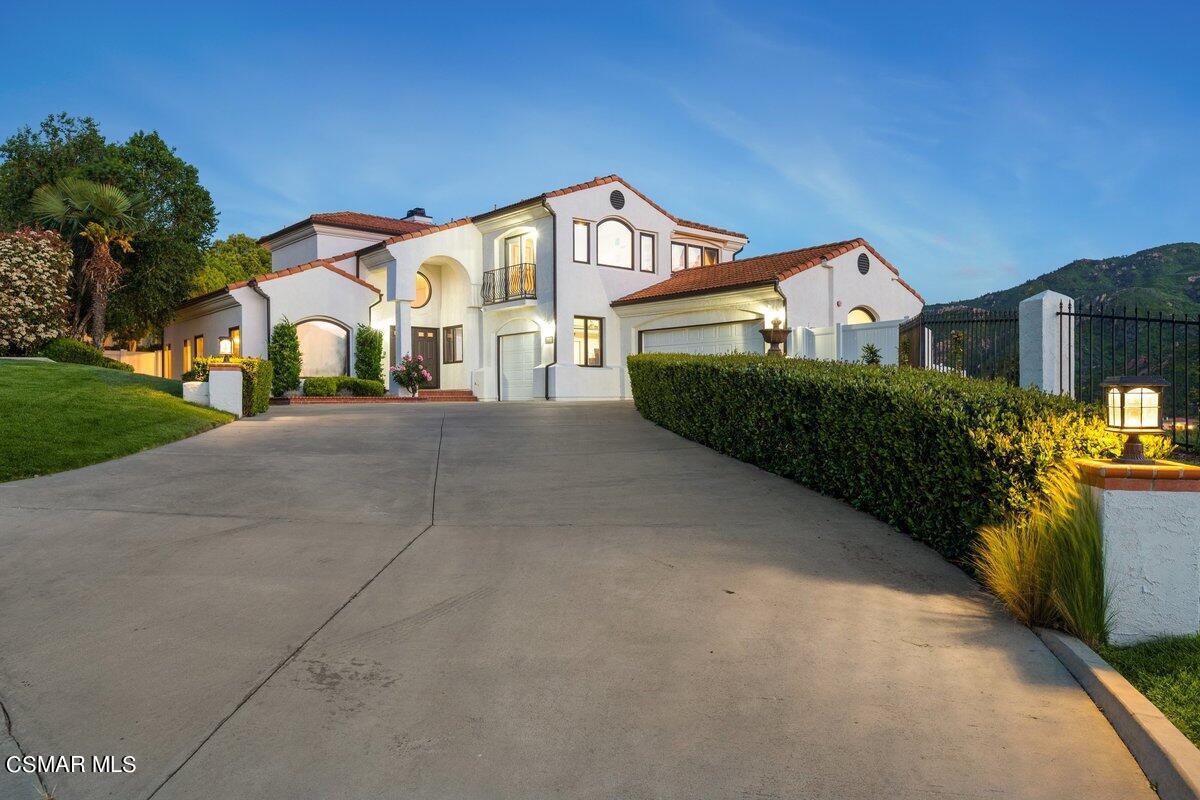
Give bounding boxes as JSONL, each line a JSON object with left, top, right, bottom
{"left": 302, "top": 376, "right": 337, "bottom": 397}
{"left": 860, "top": 342, "right": 882, "bottom": 365}
{"left": 931, "top": 242, "right": 1200, "bottom": 316}
{"left": 0, "top": 114, "right": 217, "bottom": 339}
{"left": 39, "top": 337, "right": 132, "bottom": 371}
{"left": 627, "top": 353, "right": 1135, "bottom": 563}
{"left": 268, "top": 317, "right": 301, "bottom": 396}
{"left": 192, "top": 233, "right": 270, "bottom": 296}
{"left": 303, "top": 375, "right": 386, "bottom": 397}
{"left": 354, "top": 324, "right": 384, "bottom": 383}
{"left": 192, "top": 356, "right": 273, "bottom": 416}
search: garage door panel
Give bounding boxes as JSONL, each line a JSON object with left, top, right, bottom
{"left": 641, "top": 321, "right": 762, "bottom": 355}
{"left": 499, "top": 333, "right": 538, "bottom": 401}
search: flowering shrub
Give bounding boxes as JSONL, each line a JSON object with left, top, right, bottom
{"left": 0, "top": 229, "right": 72, "bottom": 355}
{"left": 390, "top": 353, "right": 431, "bottom": 396}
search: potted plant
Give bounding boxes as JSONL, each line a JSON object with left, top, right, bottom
{"left": 390, "top": 354, "right": 431, "bottom": 398}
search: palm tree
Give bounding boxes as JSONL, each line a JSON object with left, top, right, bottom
{"left": 30, "top": 177, "right": 143, "bottom": 347}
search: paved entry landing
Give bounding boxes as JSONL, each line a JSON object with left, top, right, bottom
{"left": 0, "top": 403, "right": 1153, "bottom": 799}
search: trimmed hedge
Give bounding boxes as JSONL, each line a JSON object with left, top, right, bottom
{"left": 303, "top": 375, "right": 386, "bottom": 397}
{"left": 191, "top": 356, "right": 274, "bottom": 416}
{"left": 40, "top": 338, "right": 134, "bottom": 371}
{"left": 269, "top": 318, "right": 301, "bottom": 396}
{"left": 354, "top": 324, "right": 384, "bottom": 383}
{"left": 627, "top": 353, "right": 1168, "bottom": 563}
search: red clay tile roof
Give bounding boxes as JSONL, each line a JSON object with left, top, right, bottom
{"left": 259, "top": 212, "right": 430, "bottom": 244}
{"left": 612, "top": 238, "right": 924, "bottom": 306}
{"left": 226, "top": 257, "right": 380, "bottom": 294}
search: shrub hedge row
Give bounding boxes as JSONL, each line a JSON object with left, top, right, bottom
{"left": 302, "top": 375, "right": 386, "bottom": 397}
{"left": 627, "top": 353, "right": 1165, "bottom": 563}
{"left": 39, "top": 338, "right": 133, "bottom": 371}
{"left": 189, "top": 356, "right": 274, "bottom": 416}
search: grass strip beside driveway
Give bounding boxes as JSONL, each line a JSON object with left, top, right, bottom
{"left": 1100, "top": 634, "right": 1200, "bottom": 747}
{"left": 0, "top": 360, "right": 231, "bottom": 482}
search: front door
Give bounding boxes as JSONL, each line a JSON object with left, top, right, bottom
{"left": 412, "top": 327, "right": 440, "bottom": 388}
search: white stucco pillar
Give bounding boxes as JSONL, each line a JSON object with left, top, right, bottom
{"left": 1079, "top": 459, "right": 1200, "bottom": 644}
{"left": 208, "top": 363, "right": 243, "bottom": 418}
{"left": 391, "top": 301, "right": 412, "bottom": 396}
{"left": 1019, "top": 290, "right": 1074, "bottom": 395}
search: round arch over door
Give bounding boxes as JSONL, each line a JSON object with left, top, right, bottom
{"left": 296, "top": 317, "right": 350, "bottom": 376}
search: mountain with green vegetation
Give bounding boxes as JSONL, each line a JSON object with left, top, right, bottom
{"left": 929, "top": 243, "right": 1200, "bottom": 317}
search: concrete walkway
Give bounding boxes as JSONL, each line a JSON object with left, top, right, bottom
{"left": 0, "top": 403, "right": 1153, "bottom": 799}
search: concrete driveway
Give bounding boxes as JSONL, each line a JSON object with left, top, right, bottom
{"left": 0, "top": 402, "right": 1152, "bottom": 799}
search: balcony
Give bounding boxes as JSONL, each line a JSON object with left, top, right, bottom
{"left": 482, "top": 263, "right": 536, "bottom": 305}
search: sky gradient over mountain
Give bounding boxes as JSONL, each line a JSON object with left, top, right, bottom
{"left": 1, "top": 0, "right": 1196, "bottom": 303}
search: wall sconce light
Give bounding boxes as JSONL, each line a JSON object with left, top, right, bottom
{"left": 218, "top": 336, "right": 233, "bottom": 362}
{"left": 1101, "top": 375, "right": 1168, "bottom": 463}
{"left": 545, "top": 335, "right": 555, "bottom": 344}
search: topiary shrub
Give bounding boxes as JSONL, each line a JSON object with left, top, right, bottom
{"left": 40, "top": 337, "right": 133, "bottom": 371}
{"left": 627, "top": 353, "right": 1172, "bottom": 564}
{"left": 302, "top": 376, "right": 338, "bottom": 397}
{"left": 0, "top": 228, "right": 72, "bottom": 355}
{"left": 354, "top": 324, "right": 384, "bottom": 383}
{"left": 268, "top": 317, "right": 301, "bottom": 396}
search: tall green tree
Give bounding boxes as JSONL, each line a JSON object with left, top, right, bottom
{"left": 0, "top": 114, "right": 217, "bottom": 340}
{"left": 30, "top": 178, "right": 143, "bottom": 346}
{"left": 193, "top": 233, "right": 270, "bottom": 295}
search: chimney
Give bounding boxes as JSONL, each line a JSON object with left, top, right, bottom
{"left": 403, "top": 207, "right": 433, "bottom": 225}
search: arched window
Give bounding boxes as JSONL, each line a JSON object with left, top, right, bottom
{"left": 596, "top": 219, "right": 633, "bottom": 269}
{"left": 847, "top": 306, "right": 878, "bottom": 325}
{"left": 296, "top": 318, "right": 350, "bottom": 376}
{"left": 414, "top": 273, "right": 432, "bottom": 309}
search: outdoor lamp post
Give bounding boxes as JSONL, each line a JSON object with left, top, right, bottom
{"left": 760, "top": 318, "right": 791, "bottom": 357}
{"left": 1101, "top": 375, "right": 1168, "bottom": 464}
{"left": 218, "top": 336, "right": 232, "bottom": 363}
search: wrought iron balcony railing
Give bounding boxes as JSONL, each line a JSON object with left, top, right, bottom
{"left": 482, "top": 263, "right": 536, "bottom": 305}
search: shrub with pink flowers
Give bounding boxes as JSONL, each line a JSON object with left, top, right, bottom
{"left": 390, "top": 353, "right": 432, "bottom": 396}
{"left": 0, "top": 228, "right": 72, "bottom": 355}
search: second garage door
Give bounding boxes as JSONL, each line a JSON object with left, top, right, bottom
{"left": 499, "top": 332, "right": 538, "bottom": 400}
{"left": 640, "top": 321, "right": 763, "bottom": 355}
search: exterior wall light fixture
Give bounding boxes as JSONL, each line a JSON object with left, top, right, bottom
{"left": 1101, "top": 375, "right": 1168, "bottom": 464}
{"left": 218, "top": 336, "right": 233, "bottom": 362}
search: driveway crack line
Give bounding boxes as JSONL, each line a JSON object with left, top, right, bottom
{"left": 1, "top": 692, "right": 52, "bottom": 798}
{"left": 144, "top": 411, "right": 448, "bottom": 800}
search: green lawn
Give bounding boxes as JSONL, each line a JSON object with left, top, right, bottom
{"left": 1099, "top": 634, "right": 1200, "bottom": 746}
{"left": 0, "top": 360, "right": 232, "bottom": 482}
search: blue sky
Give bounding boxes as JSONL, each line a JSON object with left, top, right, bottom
{"left": 1, "top": 1, "right": 1196, "bottom": 302}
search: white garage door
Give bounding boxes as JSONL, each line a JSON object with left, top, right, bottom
{"left": 499, "top": 333, "right": 538, "bottom": 400}
{"left": 640, "top": 321, "right": 763, "bottom": 355}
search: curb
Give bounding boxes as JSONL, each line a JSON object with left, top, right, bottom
{"left": 1037, "top": 628, "right": 1200, "bottom": 800}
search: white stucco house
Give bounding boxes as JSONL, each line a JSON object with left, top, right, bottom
{"left": 163, "top": 175, "right": 924, "bottom": 400}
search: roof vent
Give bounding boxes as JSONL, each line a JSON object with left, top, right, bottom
{"left": 609, "top": 190, "right": 625, "bottom": 210}
{"left": 403, "top": 207, "right": 433, "bottom": 225}
{"left": 857, "top": 253, "right": 870, "bottom": 274}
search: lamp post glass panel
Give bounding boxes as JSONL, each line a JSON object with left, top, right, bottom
{"left": 218, "top": 336, "right": 232, "bottom": 363}
{"left": 1102, "top": 376, "right": 1168, "bottom": 464}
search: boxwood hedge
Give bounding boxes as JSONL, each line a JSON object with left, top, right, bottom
{"left": 302, "top": 375, "right": 386, "bottom": 397}
{"left": 627, "top": 353, "right": 1161, "bottom": 563}
{"left": 190, "top": 356, "right": 274, "bottom": 417}
{"left": 40, "top": 338, "right": 133, "bottom": 371}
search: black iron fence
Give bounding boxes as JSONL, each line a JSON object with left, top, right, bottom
{"left": 1058, "top": 303, "right": 1199, "bottom": 450}
{"left": 481, "top": 263, "right": 536, "bottom": 305}
{"left": 900, "top": 310, "right": 1019, "bottom": 383}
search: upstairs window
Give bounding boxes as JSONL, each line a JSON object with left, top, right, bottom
{"left": 671, "top": 242, "right": 720, "bottom": 271}
{"left": 573, "top": 220, "right": 589, "bottom": 263}
{"left": 597, "top": 219, "right": 633, "bottom": 269}
{"left": 639, "top": 233, "right": 655, "bottom": 273}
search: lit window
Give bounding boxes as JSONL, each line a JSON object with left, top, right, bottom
{"left": 164, "top": 344, "right": 172, "bottom": 378}
{"left": 703, "top": 247, "right": 719, "bottom": 266}
{"left": 506, "top": 233, "right": 535, "bottom": 267}
{"left": 573, "top": 316, "right": 603, "bottom": 367}
{"left": 444, "top": 325, "right": 463, "bottom": 364}
{"left": 194, "top": 335, "right": 205, "bottom": 359}
{"left": 671, "top": 242, "right": 686, "bottom": 272}
{"left": 414, "top": 273, "right": 431, "bottom": 309}
{"left": 228, "top": 326, "right": 241, "bottom": 357}
{"left": 639, "top": 233, "right": 655, "bottom": 273}
{"left": 573, "top": 221, "right": 589, "bottom": 263}
{"left": 183, "top": 339, "right": 192, "bottom": 372}
{"left": 596, "top": 219, "right": 633, "bottom": 269}
{"left": 847, "top": 306, "right": 877, "bottom": 325}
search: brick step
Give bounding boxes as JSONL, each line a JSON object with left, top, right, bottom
{"left": 270, "top": 390, "right": 478, "bottom": 405}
